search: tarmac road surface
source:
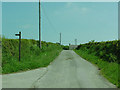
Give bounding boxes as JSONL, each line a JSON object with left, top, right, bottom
{"left": 2, "top": 50, "right": 116, "bottom": 88}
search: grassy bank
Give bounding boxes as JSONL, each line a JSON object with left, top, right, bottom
{"left": 2, "top": 38, "right": 62, "bottom": 74}
{"left": 75, "top": 40, "right": 119, "bottom": 87}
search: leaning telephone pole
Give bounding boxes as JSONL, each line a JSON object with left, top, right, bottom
{"left": 39, "top": 0, "right": 42, "bottom": 48}
{"left": 60, "top": 33, "right": 61, "bottom": 45}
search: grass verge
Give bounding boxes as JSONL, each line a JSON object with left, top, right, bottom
{"left": 2, "top": 38, "right": 62, "bottom": 74}
{"left": 74, "top": 49, "right": 119, "bottom": 87}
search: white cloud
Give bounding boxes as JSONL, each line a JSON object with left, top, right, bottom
{"left": 18, "top": 24, "right": 33, "bottom": 29}
{"left": 54, "top": 3, "right": 90, "bottom": 17}
{"left": 81, "top": 7, "right": 88, "bottom": 12}
{"left": 65, "top": 3, "right": 89, "bottom": 14}
{"left": 80, "top": 7, "right": 89, "bottom": 13}
{"left": 66, "top": 2, "right": 73, "bottom": 8}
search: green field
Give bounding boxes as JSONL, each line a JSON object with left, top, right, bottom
{"left": 75, "top": 40, "right": 120, "bottom": 87}
{"left": 2, "top": 38, "right": 62, "bottom": 74}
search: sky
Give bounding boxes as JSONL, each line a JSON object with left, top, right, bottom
{"left": 2, "top": 0, "right": 119, "bottom": 2}
{"left": 0, "top": 1, "right": 1, "bottom": 35}
{"left": 2, "top": 2, "right": 118, "bottom": 45}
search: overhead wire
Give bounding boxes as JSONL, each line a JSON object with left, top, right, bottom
{"left": 40, "top": 4, "right": 70, "bottom": 45}
{"left": 41, "top": 4, "right": 59, "bottom": 34}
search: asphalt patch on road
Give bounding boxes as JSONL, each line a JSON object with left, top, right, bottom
{"left": 66, "top": 57, "right": 73, "bottom": 60}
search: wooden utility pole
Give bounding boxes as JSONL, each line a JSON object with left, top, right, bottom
{"left": 60, "top": 33, "right": 61, "bottom": 45}
{"left": 39, "top": 0, "right": 42, "bottom": 48}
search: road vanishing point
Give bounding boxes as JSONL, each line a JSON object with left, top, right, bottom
{"left": 3, "top": 50, "right": 116, "bottom": 88}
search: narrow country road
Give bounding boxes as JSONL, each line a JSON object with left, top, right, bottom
{"left": 3, "top": 50, "right": 116, "bottom": 88}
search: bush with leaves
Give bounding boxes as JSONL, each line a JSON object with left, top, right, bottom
{"left": 76, "top": 40, "right": 120, "bottom": 63}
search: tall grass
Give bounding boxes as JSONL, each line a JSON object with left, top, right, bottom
{"left": 2, "top": 38, "right": 62, "bottom": 74}
{"left": 75, "top": 40, "right": 120, "bottom": 87}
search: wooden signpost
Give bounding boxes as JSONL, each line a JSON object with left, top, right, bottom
{"left": 15, "top": 32, "right": 21, "bottom": 62}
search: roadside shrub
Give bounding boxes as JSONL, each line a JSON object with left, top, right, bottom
{"left": 76, "top": 40, "right": 120, "bottom": 63}
{"left": 62, "top": 46, "right": 69, "bottom": 50}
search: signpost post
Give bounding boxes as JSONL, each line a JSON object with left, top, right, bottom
{"left": 15, "top": 32, "right": 21, "bottom": 62}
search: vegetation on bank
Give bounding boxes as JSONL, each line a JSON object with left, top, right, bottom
{"left": 62, "top": 45, "right": 69, "bottom": 50}
{"left": 75, "top": 40, "right": 120, "bottom": 87}
{"left": 2, "top": 38, "right": 62, "bottom": 74}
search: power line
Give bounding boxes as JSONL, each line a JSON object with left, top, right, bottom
{"left": 41, "top": 4, "right": 59, "bottom": 34}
